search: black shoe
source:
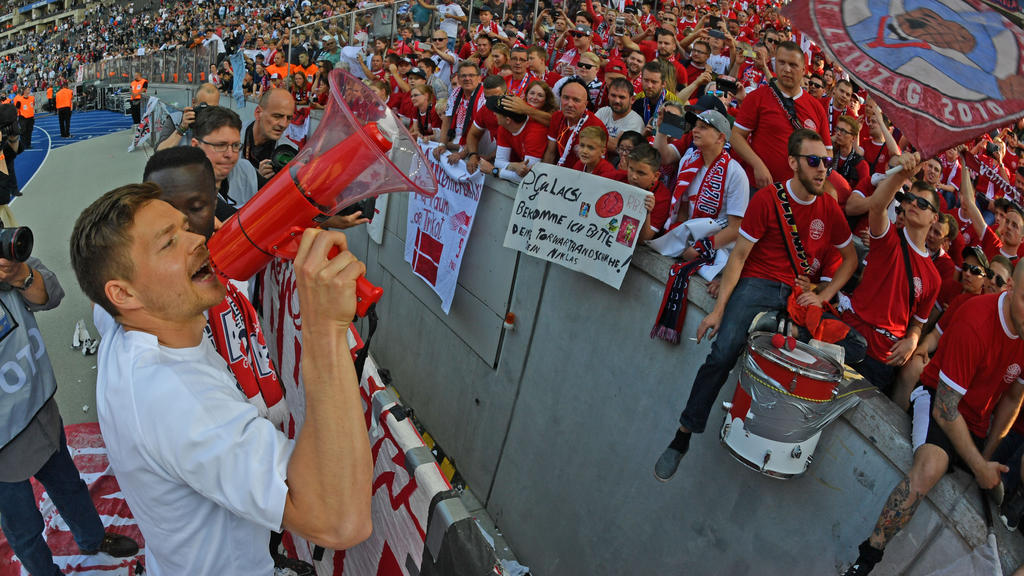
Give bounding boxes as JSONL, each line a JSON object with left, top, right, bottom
{"left": 841, "top": 540, "right": 883, "bottom": 576}
{"left": 11, "top": 190, "right": 21, "bottom": 197}
{"left": 82, "top": 532, "right": 139, "bottom": 558}
{"left": 1001, "top": 485, "right": 1024, "bottom": 531}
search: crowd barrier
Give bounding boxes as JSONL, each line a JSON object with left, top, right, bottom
{"left": 260, "top": 257, "right": 509, "bottom": 575}
{"left": 78, "top": 45, "right": 219, "bottom": 86}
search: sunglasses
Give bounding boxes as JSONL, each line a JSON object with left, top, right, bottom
{"left": 809, "top": 82, "right": 824, "bottom": 89}
{"left": 994, "top": 274, "right": 1008, "bottom": 288}
{"left": 432, "top": 37, "right": 447, "bottom": 41}
{"left": 899, "top": 191, "right": 938, "bottom": 213}
{"left": 707, "top": 89, "right": 725, "bottom": 97}
{"left": 577, "top": 62, "right": 596, "bottom": 70}
{"left": 570, "top": 31, "right": 588, "bottom": 38}
{"left": 765, "top": 38, "right": 777, "bottom": 45}
{"left": 794, "top": 154, "right": 834, "bottom": 168}
{"left": 963, "top": 264, "right": 988, "bottom": 278}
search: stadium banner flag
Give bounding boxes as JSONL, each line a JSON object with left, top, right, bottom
{"left": 784, "top": 0, "right": 1024, "bottom": 157}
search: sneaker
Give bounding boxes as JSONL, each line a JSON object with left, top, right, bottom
{"left": 841, "top": 540, "right": 883, "bottom": 576}
{"left": 82, "top": 532, "right": 139, "bottom": 557}
{"left": 1000, "top": 486, "right": 1024, "bottom": 531}
{"left": 654, "top": 445, "right": 686, "bottom": 482}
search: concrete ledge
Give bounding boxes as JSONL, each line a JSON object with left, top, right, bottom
{"left": 630, "top": 242, "right": 1024, "bottom": 574}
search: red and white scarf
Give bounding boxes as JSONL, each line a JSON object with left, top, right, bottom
{"left": 665, "top": 148, "right": 731, "bottom": 230}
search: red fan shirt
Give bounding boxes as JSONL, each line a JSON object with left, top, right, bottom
{"left": 734, "top": 86, "right": 831, "bottom": 184}
{"left": 845, "top": 223, "right": 941, "bottom": 360}
{"left": 547, "top": 110, "right": 607, "bottom": 168}
{"left": 921, "top": 292, "right": 1024, "bottom": 438}
{"left": 738, "top": 180, "right": 852, "bottom": 285}
{"left": 496, "top": 118, "right": 549, "bottom": 161}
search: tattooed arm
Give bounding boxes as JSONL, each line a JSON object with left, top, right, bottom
{"left": 933, "top": 382, "right": 1008, "bottom": 489}
{"left": 983, "top": 380, "right": 1024, "bottom": 460}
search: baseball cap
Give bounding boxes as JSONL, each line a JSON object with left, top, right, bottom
{"left": 270, "top": 73, "right": 281, "bottom": 79}
{"left": 688, "top": 93, "right": 728, "bottom": 117}
{"left": 574, "top": 24, "right": 592, "bottom": 36}
{"left": 478, "top": 4, "right": 492, "bottom": 12}
{"left": 322, "top": 35, "right": 335, "bottom": 43}
{"left": 685, "top": 109, "right": 731, "bottom": 142}
{"left": 407, "top": 67, "right": 427, "bottom": 80}
{"left": 605, "top": 60, "right": 627, "bottom": 76}
{"left": 962, "top": 245, "right": 990, "bottom": 269}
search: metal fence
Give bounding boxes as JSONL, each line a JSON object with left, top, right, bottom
{"left": 287, "top": 0, "right": 410, "bottom": 64}
{"left": 78, "top": 44, "right": 218, "bottom": 85}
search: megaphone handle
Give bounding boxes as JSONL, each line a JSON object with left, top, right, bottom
{"left": 323, "top": 244, "right": 383, "bottom": 317}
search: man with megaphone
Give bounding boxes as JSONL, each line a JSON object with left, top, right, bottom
{"left": 69, "top": 185, "right": 374, "bottom": 575}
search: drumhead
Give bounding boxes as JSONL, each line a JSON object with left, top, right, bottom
{"left": 748, "top": 331, "right": 843, "bottom": 382}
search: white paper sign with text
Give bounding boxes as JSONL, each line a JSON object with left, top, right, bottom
{"left": 503, "top": 163, "right": 649, "bottom": 289}
{"left": 404, "top": 142, "right": 485, "bottom": 314}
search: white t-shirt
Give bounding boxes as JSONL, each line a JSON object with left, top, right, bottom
{"left": 94, "top": 307, "right": 293, "bottom": 576}
{"left": 437, "top": 3, "right": 464, "bottom": 39}
{"left": 595, "top": 107, "right": 645, "bottom": 141}
{"left": 682, "top": 156, "right": 750, "bottom": 220}
{"left": 708, "top": 54, "right": 731, "bottom": 75}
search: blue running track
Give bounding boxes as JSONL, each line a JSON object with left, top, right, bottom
{"left": 14, "top": 110, "right": 134, "bottom": 193}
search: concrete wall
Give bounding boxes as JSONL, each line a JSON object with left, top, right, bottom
{"left": 339, "top": 171, "right": 1024, "bottom": 576}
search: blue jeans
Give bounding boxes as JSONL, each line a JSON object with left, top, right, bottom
{"left": 0, "top": 428, "right": 105, "bottom": 576}
{"left": 679, "top": 277, "right": 792, "bottom": 434}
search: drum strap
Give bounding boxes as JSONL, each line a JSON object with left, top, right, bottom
{"left": 772, "top": 182, "right": 811, "bottom": 277}
{"left": 898, "top": 231, "right": 916, "bottom": 323}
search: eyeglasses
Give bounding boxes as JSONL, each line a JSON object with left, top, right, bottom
{"left": 691, "top": 50, "right": 709, "bottom": 56}
{"left": 900, "top": 191, "right": 938, "bottom": 213}
{"left": 577, "top": 62, "right": 596, "bottom": 70}
{"left": 198, "top": 139, "right": 241, "bottom": 153}
{"left": 834, "top": 127, "right": 856, "bottom": 136}
{"left": 617, "top": 146, "right": 634, "bottom": 155}
{"left": 432, "top": 37, "right": 447, "bottom": 42}
{"left": 963, "top": 264, "right": 987, "bottom": 277}
{"left": 794, "top": 154, "right": 833, "bottom": 168}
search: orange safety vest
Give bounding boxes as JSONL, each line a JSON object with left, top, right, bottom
{"left": 13, "top": 95, "right": 34, "bottom": 118}
{"left": 55, "top": 88, "right": 73, "bottom": 109}
{"left": 130, "top": 78, "right": 147, "bottom": 100}
{"left": 46, "top": 87, "right": 52, "bottom": 99}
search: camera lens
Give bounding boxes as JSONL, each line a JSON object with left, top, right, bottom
{"left": 0, "top": 227, "right": 33, "bottom": 262}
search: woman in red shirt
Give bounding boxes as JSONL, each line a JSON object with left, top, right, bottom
{"left": 401, "top": 85, "right": 442, "bottom": 139}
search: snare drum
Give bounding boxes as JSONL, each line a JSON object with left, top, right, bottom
{"left": 720, "top": 332, "right": 844, "bottom": 479}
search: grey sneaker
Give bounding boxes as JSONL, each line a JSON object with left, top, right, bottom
{"left": 654, "top": 446, "right": 686, "bottom": 482}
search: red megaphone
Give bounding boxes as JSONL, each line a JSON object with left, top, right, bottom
{"left": 208, "top": 69, "right": 438, "bottom": 316}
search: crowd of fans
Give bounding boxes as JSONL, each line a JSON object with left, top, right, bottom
{"left": 2, "top": 0, "right": 1024, "bottom": 574}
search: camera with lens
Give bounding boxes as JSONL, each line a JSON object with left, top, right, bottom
{"left": 338, "top": 196, "right": 376, "bottom": 222}
{"left": 271, "top": 142, "right": 299, "bottom": 172}
{"left": 986, "top": 141, "right": 1000, "bottom": 157}
{"left": 0, "top": 226, "right": 33, "bottom": 262}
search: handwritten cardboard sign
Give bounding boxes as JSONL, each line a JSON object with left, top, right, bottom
{"left": 503, "top": 163, "right": 650, "bottom": 289}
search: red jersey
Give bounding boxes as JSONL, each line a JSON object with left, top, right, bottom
{"left": 846, "top": 223, "right": 941, "bottom": 360}
{"left": 734, "top": 86, "right": 831, "bottom": 184}
{"left": 647, "top": 180, "right": 673, "bottom": 235}
{"left": 572, "top": 158, "right": 624, "bottom": 180}
{"left": 496, "top": 118, "right": 549, "bottom": 162}
{"left": 921, "top": 292, "right": 1024, "bottom": 438}
{"left": 547, "top": 110, "right": 607, "bottom": 168}
{"left": 472, "top": 104, "right": 500, "bottom": 136}
{"left": 738, "top": 180, "right": 852, "bottom": 285}
{"left": 933, "top": 250, "right": 956, "bottom": 284}
{"left": 935, "top": 292, "right": 978, "bottom": 335}
{"left": 506, "top": 72, "right": 536, "bottom": 98}
{"left": 861, "top": 138, "right": 897, "bottom": 175}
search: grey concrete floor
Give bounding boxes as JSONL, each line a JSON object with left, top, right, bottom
{"left": 15, "top": 126, "right": 148, "bottom": 425}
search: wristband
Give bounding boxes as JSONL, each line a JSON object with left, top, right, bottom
{"left": 176, "top": 124, "right": 188, "bottom": 135}
{"left": 466, "top": 152, "right": 479, "bottom": 159}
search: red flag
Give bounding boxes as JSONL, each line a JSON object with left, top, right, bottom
{"left": 785, "top": 0, "right": 1024, "bottom": 157}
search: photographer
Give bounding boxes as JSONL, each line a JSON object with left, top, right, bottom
{"left": 155, "top": 82, "right": 220, "bottom": 151}
{"left": 242, "top": 88, "right": 296, "bottom": 188}
{"left": 0, "top": 225, "right": 139, "bottom": 573}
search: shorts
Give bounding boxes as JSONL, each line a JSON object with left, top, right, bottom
{"left": 910, "top": 385, "right": 984, "bottom": 471}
